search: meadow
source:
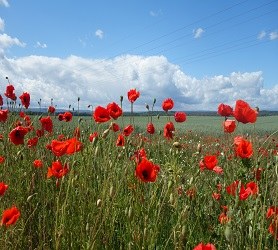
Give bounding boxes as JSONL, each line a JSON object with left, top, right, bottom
{"left": 0, "top": 90, "right": 278, "bottom": 249}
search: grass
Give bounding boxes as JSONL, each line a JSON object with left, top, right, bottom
{"left": 0, "top": 110, "right": 278, "bottom": 249}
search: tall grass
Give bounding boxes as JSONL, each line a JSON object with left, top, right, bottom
{"left": 0, "top": 111, "right": 277, "bottom": 249}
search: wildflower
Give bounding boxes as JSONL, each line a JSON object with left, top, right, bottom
{"left": 106, "top": 102, "right": 122, "bottom": 120}
{"left": 223, "top": 120, "right": 236, "bottom": 133}
{"left": 47, "top": 160, "right": 69, "bottom": 179}
{"left": 48, "top": 105, "right": 56, "bottom": 114}
{"left": 9, "top": 126, "right": 28, "bottom": 145}
{"left": 239, "top": 181, "right": 258, "bottom": 200}
{"left": 1, "top": 206, "right": 20, "bottom": 227}
{"left": 116, "top": 134, "right": 125, "bottom": 146}
{"left": 63, "top": 111, "right": 73, "bottom": 122}
{"left": 193, "top": 243, "right": 216, "bottom": 250}
{"left": 127, "top": 88, "right": 140, "bottom": 103}
{"left": 123, "top": 124, "right": 134, "bottom": 136}
{"left": 0, "top": 109, "right": 8, "bottom": 122}
{"left": 266, "top": 206, "right": 278, "bottom": 219}
{"left": 93, "top": 106, "right": 111, "bottom": 123}
{"left": 218, "top": 103, "right": 233, "bottom": 117}
{"left": 131, "top": 148, "right": 147, "bottom": 164}
{"left": 0, "top": 156, "right": 5, "bottom": 164}
{"left": 40, "top": 116, "right": 53, "bottom": 133}
{"left": 226, "top": 180, "right": 240, "bottom": 196}
{"left": 202, "top": 155, "right": 218, "bottom": 170}
{"left": 135, "top": 158, "right": 160, "bottom": 183}
{"left": 268, "top": 219, "right": 278, "bottom": 240}
{"left": 212, "top": 192, "right": 221, "bottom": 201}
{"left": 174, "top": 112, "right": 186, "bottom": 122}
{"left": 146, "top": 122, "right": 155, "bottom": 134}
{"left": 162, "top": 98, "right": 174, "bottom": 112}
{"left": 218, "top": 206, "right": 230, "bottom": 224}
{"left": 27, "top": 136, "right": 39, "bottom": 148}
{"left": 4, "top": 85, "right": 17, "bottom": 101}
{"left": 58, "top": 113, "right": 64, "bottom": 121}
{"left": 33, "top": 159, "right": 43, "bottom": 168}
{"left": 51, "top": 137, "right": 83, "bottom": 156}
{"left": 19, "top": 92, "right": 30, "bottom": 109}
{"left": 0, "top": 182, "right": 8, "bottom": 196}
{"left": 163, "top": 121, "right": 175, "bottom": 139}
{"left": 235, "top": 137, "right": 253, "bottom": 159}
{"left": 89, "top": 132, "right": 98, "bottom": 142}
{"left": 233, "top": 99, "right": 257, "bottom": 124}
{"left": 111, "top": 122, "right": 120, "bottom": 132}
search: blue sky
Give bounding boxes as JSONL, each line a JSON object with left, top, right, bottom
{"left": 0, "top": 0, "right": 278, "bottom": 111}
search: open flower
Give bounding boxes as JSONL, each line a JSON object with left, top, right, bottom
{"left": 9, "top": 126, "right": 29, "bottom": 145}
{"left": 135, "top": 158, "right": 160, "bottom": 183}
{"left": 0, "top": 182, "right": 8, "bottom": 196}
{"left": 163, "top": 122, "right": 175, "bottom": 139}
{"left": 47, "top": 160, "right": 69, "bottom": 179}
{"left": 4, "top": 84, "right": 17, "bottom": 101}
{"left": 233, "top": 99, "right": 257, "bottom": 124}
{"left": 19, "top": 92, "right": 30, "bottom": 109}
{"left": 162, "top": 98, "right": 174, "bottom": 112}
{"left": 174, "top": 112, "right": 186, "bottom": 122}
{"left": 0, "top": 109, "right": 8, "bottom": 123}
{"left": 223, "top": 120, "right": 236, "bottom": 133}
{"left": 40, "top": 116, "right": 53, "bottom": 133}
{"left": 93, "top": 106, "right": 111, "bottom": 123}
{"left": 1, "top": 206, "right": 20, "bottom": 227}
{"left": 146, "top": 122, "right": 155, "bottom": 134}
{"left": 218, "top": 103, "right": 233, "bottom": 117}
{"left": 127, "top": 89, "right": 140, "bottom": 103}
{"left": 107, "top": 102, "right": 122, "bottom": 120}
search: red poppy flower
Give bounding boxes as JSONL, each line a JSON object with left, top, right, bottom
{"left": 47, "top": 160, "right": 69, "bottom": 179}
{"left": 193, "top": 243, "right": 216, "bottom": 250}
{"left": 146, "top": 122, "right": 155, "bottom": 134}
{"left": 0, "top": 156, "right": 5, "bottom": 164}
{"left": 268, "top": 219, "right": 278, "bottom": 240}
{"left": 123, "top": 124, "right": 134, "bottom": 136}
{"left": 131, "top": 148, "right": 147, "bottom": 163}
{"left": 116, "top": 134, "right": 125, "bottom": 146}
{"left": 218, "top": 103, "right": 233, "bottom": 117}
{"left": 51, "top": 137, "right": 82, "bottom": 156}
{"left": 266, "top": 206, "right": 278, "bottom": 219}
{"left": 111, "top": 122, "right": 120, "bottom": 132}
{"left": 135, "top": 158, "right": 160, "bottom": 183}
{"left": 19, "top": 92, "right": 30, "bottom": 109}
{"left": 235, "top": 138, "right": 253, "bottom": 159}
{"left": 36, "top": 129, "right": 44, "bottom": 137}
{"left": 127, "top": 88, "right": 140, "bottom": 103}
{"left": 48, "top": 105, "right": 56, "bottom": 114}
{"left": 63, "top": 111, "right": 73, "bottom": 122}
{"left": 93, "top": 106, "right": 111, "bottom": 123}
{"left": 89, "top": 132, "right": 98, "bottom": 142}
{"left": 33, "top": 159, "right": 43, "bottom": 168}
{"left": 163, "top": 122, "right": 175, "bottom": 139}
{"left": 4, "top": 84, "right": 17, "bottom": 101}
{"left": 58, "top": 114, "right": 64, "bottom": 121}
{"left": 0, "top": 182, "right": 8, "bottom": 196}
{"left": 218, "top": 206, "right": 230, "bottom": 224}
{"left": 40, "top": 116, "right": 53, "bottom": 133}
{"left": 174, "top": 112, "right": 186, "bottom": 122}
{"left": 0, "top": 109, "right": 8, "bottom": 122}
{"left": 226, "top": 180, "right": 240, "bottom": 196}
{"left": 9, "top": 126, "right": 28, "bottom": 145}
{"left": 1, "top": 206, "right": 20, "bottom": 227}
{"left": 106, "top": 102, "right": 122, "bottom": 120}
{"left": 233, "top": 100, "right": 257, "bottom": 124}
{"left": 0, "top": 95, "right": 3, "bottom": 106}
{"left": 239, "top": 181, "right": 258, "bottom": 200}
{"left": 162, "top": 98, "right": 174, "bottom": 112}
{"left": 27, "top": 136, "right": 38, "bottom": 148}
{"left": 223, "top": 119, "right": 236, "bottom": 133}
{"left": 203, "top": 155, "right": 218, "bottom": 170}
{"left": 212, "top": 192, "right": 221, "bottom": 201}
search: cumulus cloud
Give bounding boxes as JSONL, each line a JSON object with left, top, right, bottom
{"left": 0, "top": 33, "right": 26, "bottom": 54}
{"left": 269, "top": 31, "right": 278, "bottom": 40}
{"left": 0, "top": 54, "right": 278, "bottom": 111}
{"left": 193, "top": 28, "right": 204, "bottom": 39}
{"left": 0, "top": 17, "right": 4, "bottom": 31}
{"left": 0, "top": 0, "right": 9, "bottom": 7}
{"left": 95, "top": 29, "right": 104, "bottom": 39}
{"left": 257, "top": 30, "right": 266, "bottom": 40}
{"left": 35, "top": 41, "right": 47, "bottom": 48}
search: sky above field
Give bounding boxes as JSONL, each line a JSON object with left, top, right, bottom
{"left": 0, "top": 0, "right": 278, "bottom": 111}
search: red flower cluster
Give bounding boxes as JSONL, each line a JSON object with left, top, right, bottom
{"left": 58, "top": 111, "right": 73, "bottom": 122}
{"left": 94, "top": 102, "right": 122, "bottom": 123}
{"left": 50, "top": 137, "right": 83, "bottom": 156}
{"left": 226, "top": 180, "right": 258, "bottom": 200}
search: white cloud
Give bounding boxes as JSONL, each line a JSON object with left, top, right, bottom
{"left": 257, "top": 30, "right": 266, "bottom": 40}
{"left": 35, "top": 41, "right": 47, "bottom": 48}
{"left": 0, "top": 17, "right": 4, "bottom": 31}
{"left": 0, "top": 54, "right": 278, "bottom": 111}
{"left": 0, "top": 0, "right": 9, "bottom": 7}
{"left": 95, "top": 29, "right": 104, "bottom": 39}
{"left": 0, "top": 33, "right": 26, "bottom": 54}
{"left": 150, "top": 10, "right": 162, "bottom": 17}
{"left": 269, "top": 31, "right": 278, "bottom": 40}
{"left": 193, "top": 28, "right": 204, "bottom": 39}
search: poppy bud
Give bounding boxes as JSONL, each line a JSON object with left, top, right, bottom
{"left": 197, "top": 143, "right": 202, "bottom": 153}
{"left": 120, "top": 96, "right": 123, "bottom": 102}
{"left": 102, "top": 128, "right": 110, "bottom": 139}
{"left": 96, "top": 199, "right": 102, "bottom": 207}
{"left": 128, "top": 206, "right": 133, "bottom": 219}
{"left": 86, "top": 223, "right": 89, "bottom": 232}
{"left": 153, "top": 98, "right": 156, "bottom": 105}
{"left": 173, "top": 141, "right": 181, "bottom": 148}
{"left": 145, "top": 104, "right": 149, "bottom": 110}
{"left": 169, "top": 193, "right": 174, "bottom": 205}
{"left": 94, "top": 146, "right": 99, "bottom": 157}
{"left": 109, "top": 185, "right": 114, "bottom": 198}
